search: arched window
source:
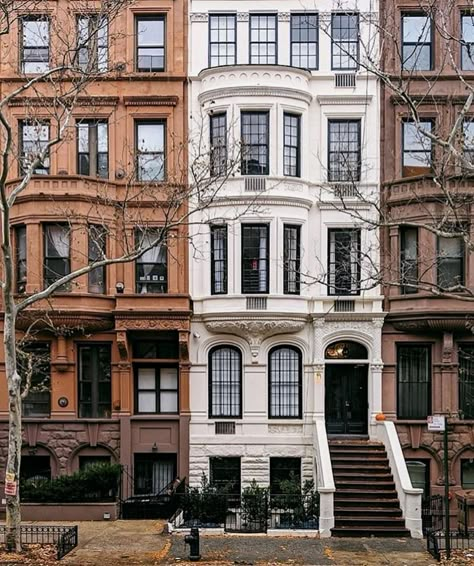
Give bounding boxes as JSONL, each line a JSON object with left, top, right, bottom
{"left": 209, "top": 346, "right": 242, "bottom": 418}
{"left": 325, "top": 341, "right": 368, "bottom": 360}
{"left": 269, "top": 346, "right": 302, "bottom": 418}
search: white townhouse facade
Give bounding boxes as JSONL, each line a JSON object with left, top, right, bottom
{"left": 188, "top": 0, "right": 394, "bottom": 528}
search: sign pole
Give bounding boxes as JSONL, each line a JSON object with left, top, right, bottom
{"left": 444, "top": 417, "right": 450, "bottom": 560}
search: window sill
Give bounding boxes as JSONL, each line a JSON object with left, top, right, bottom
{"left": 130, "top": 414, "right": 180, "bottom": 420}
{"left": 394, "top": 419, "right": 428, "bottom": 424}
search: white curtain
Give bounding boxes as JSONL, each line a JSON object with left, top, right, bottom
{"left": 139, "top": 231, "right": 162, "bottom": 293}
{"left": 48, "top": 226, "right": 69, "bottom": 257}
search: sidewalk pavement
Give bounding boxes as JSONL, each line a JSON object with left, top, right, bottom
{"left": 58, "top": 521, "right": 439, "bottom": 565}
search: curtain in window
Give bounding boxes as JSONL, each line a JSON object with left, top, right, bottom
{"left": 138, "top": 231, "right": 164, "bottom": 293}
{"left": 47, "top": 225, "right": 69, "bottom": 257}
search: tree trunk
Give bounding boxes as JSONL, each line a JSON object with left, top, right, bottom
{"left": 4, "top": 311, "right": 21, "bottom": 552}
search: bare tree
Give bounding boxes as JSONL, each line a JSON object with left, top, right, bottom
{"left": 0, "top": 0, "right": 247, "bottom": 551}
{"left": 304, "top": 0, "right": 474, "bottom": 303}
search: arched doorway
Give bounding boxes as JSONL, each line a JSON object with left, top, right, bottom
{"left": 325, "top": 341, "right": 369, "bottom": 435}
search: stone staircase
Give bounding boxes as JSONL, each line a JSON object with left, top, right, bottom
{"left": 329, "top": 440, "right": 410, "bottom": 537}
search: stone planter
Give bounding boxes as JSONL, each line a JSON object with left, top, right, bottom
{"left": 21, "top": 501, "right": 119, "bottom": 521}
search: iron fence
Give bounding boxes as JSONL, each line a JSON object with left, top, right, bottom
{"left": 0, "top": 525, "right": 78, "bottom": 560}
{"left": 121, "top": 477, "right": 185, "bottom": 519}
{"left": 174, "top": 492, "right": 320, "bottom": 534}
{"left": 427, "top": 529, "right": 474, "bottom": 562}
{"left": 422, "top": 495, "right": 444, "bottom": 534}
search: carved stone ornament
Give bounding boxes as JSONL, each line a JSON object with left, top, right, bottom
{"left": 237, "top": 12, "right": 249, "bottom": 22}
{"left": 190, "top": 13, "right": 209, "bottom": 22}
{"left": 278, "top": 12, "right": 291, "bottom": 22}
{"left": 204, "top": 318, "right": 306, "bottom": 360}
{"left": 268, "top": 424, "right": 302, "bottom": 434}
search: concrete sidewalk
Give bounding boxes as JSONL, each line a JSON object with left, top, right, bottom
{"left": 57, "top": 520, "right": 437, "bottom": 565}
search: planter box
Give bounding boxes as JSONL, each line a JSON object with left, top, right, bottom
{"left": 21, "top": 502, "right": 119, "bottom": 521}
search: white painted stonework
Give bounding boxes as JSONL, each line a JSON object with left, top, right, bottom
{"left": 188, "top": 0, "right": 383, "bottom": 499}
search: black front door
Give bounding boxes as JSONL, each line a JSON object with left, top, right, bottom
{"left": 325, "top": 364, "right": 368, "bottom": 435}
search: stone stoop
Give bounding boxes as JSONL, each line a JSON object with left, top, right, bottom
{"left": 329, "top": 440, "right": 410, "bottom": 537}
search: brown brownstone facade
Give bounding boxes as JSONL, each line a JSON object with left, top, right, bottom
{"left": 381, "top": 0, "right": 474, "bottom": 521}
{"left": 0, "top": 0, "right": 190, "bottom": 511}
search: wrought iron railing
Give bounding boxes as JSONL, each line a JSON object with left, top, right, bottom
{"left": 174, "top": 492, "right": 320, "bottom": 534}
{"left": 422, "top": 495, "right": 444, "bottom": 534}
{"left": 427, "top": 529, "right": 474, "bottom": 562}
{"left": 0, "top": 525, "right": 78, "bottom": 560}
{"left": 121, "top": 476, "right": 185, "bottom": 519}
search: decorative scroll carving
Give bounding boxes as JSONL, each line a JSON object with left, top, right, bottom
{"left": 278, "top": 12, "right": 291, "bottom": 22}
{"left": 442, "top": 332, "right": 454, "bottom": 364}
{"left": 237, "top": 12, "right": 249, "bottom": 21}
{"left": 115, "top": 317, "right": 189, "bottom": 331}
{"left": 190, "top": 12, "right": 209, "bottom": 22}
{"left": 179, "top": 331, "right": 190, "bottom": 361}
{"left": 205, "top": 318, "right": 306, "bottom": 360}
{"left": 116, "top": 331, "right": 129, "bottom": 361}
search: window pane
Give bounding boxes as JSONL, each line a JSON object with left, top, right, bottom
{"left": 19, "top": 343, "right": 51, "bottom": 417}
{"left": 211, "top": 225, "right": 228, "bottom": 295}
{"left": 209, "top": 15, "right": 236, "bottom": 66}
{"left": 397, "top": 346, "right": 430, "bottom": 419}
{"left": 209, "top": 347, "right": 241, "bottom": 418}
{"left": 139, "top": 391, "right": 156, "bottom": 412}
{"left": 160, "top": 367, "right": 178, "bottom": 389}
{"left": 138, "top": 19, "right": 164, "bottom": 45}
{"left": 402, "top": 15, "right": 431, "bottom": 70}
{"left": 459, "top": 346, "right": 474, "bottom": 419}
{"left": 241, "top": 224, "right": 269, "bottom": 293}
{"left": 284, "top": 225, "right": 300, "bottom": 295}
{"left": 138, "top": 368, "right": 156, "bottom": 389}
{"left": 160, "top": 391, "right": 178, "bottom": 412}
{"left": 269, "top": 348, "right": 301, "bottom": 418}
{"left": 328, "top": 229, "right": 360, "bottom": 295}
{"left": 462, "top": 460, "right": 474, "bottom": 489}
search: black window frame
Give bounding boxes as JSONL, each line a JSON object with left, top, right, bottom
{"left": 458, "top": 344, "right": 474, "bottom": 420}
{"left": 327, "top": 228, "right": 361, "bottom": 296}
{"left": 135, "top": 15, "right": 166, "bottom": 72}
{"left": 437, "top": 232, "right": 465, "bottom": 290}
{"left": 76, "top": 14, "right": 108, "bottom": 72}
{"left": 463, "top": 118, "right": 474, "bottom": 166}
{"left": 241, "top": 111, "right": 270, "bottom": 176}
{"left": 210, "top": 112, "right": 227, "bottom": 177}
{"left": 268, "top": 346, "right": 303, "bottom": 419}
{"left": 43, "top": 223, "right": 71, "bottom": 290}
{"left": 402, "top": 119, "right": 433, "bottom": 176}
{"left": 20, "top": 16, "right": 50, "bottom": 74}
{"left": 290, "top": 13, "right": 318, "bottom": 70}
{"left": 209, "top": 13, "right": 237, "bottom": 67}
{"left": 331, "top": 13, "right": 359, "bottom": 71}
{"left": 241, "top": 223, "right": 270, "bottom": 294}
{"left": 135, "top": 120, "right": 166, "bottom": 182}
{"left": 270, "top": 457, "right": 301, "bottom": 494}
{"left": 135, "top": 365, "right": 179, "bottom": 415}
{"left": 210, "top": 456, "right": 241, "bottom": 495}
{"left": 400, "top": 227, "right": 418, "bottom": 294}
{"left": 461, "top": 458, "right": 474, "bottom": 489}
{"left": 328, "top": 119, "right": 361, "bottom": 182}
{"left": 88, "top": 224, "right": 107, "bottom": 294}
{"left": 249, "top": 13, "right": 278, "bottom": 65}
{"left": 210, "top": 225, "right": 228, "bottom": 295}
{"left": 20, "top": 119, "right": 50, "bottom": 176}
{"left": 283, "top": 224, "right": 301, "bottom": 295}
{"left": 78, "top": 343, "right": 112, "bottom": 418}
{"left": 208, "top": 345, "right": 242, "bottom": 419}
{"left": 15, "top": 224, "right": 27, "bottom": 294}
{"left": 462, "top": 13, "right": 474, "bottom": 71}
{"left": 397, "top": 344, "right": 431, "bottom": 420}
{"left": 401, "top": 12, "right": 433, "bottom": 71}
{"left": 20, "top": 342, "right": 51, "bottom": 418}
{"left": 135, "top": 228, "right": 168, "bottom": 294}
{"left": 76, "top": 119, "right": 108, "bottom": 178}
{"left": 283, "top": 113, "right": 301, "bottom": 178}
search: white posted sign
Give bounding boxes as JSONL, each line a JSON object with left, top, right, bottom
{"left": 427, "top": 415, "right": 446, "bottom": 432}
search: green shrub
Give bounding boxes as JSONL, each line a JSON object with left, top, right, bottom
{"left": 182, "top": 473, "right": 227, "bottom": 526}
{"left": 21, "top": 462, "right": 121, "bottom": 503}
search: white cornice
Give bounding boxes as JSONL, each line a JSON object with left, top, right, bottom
{"left": 204, "top": 195, "right": 313, "bottom": 210}
{"left": 199, "top": 86, "right": 313, "bottom": 105}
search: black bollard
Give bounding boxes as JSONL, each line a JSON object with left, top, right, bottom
{"left": 184, "top": 526, "right": 201, "bottom": 561}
